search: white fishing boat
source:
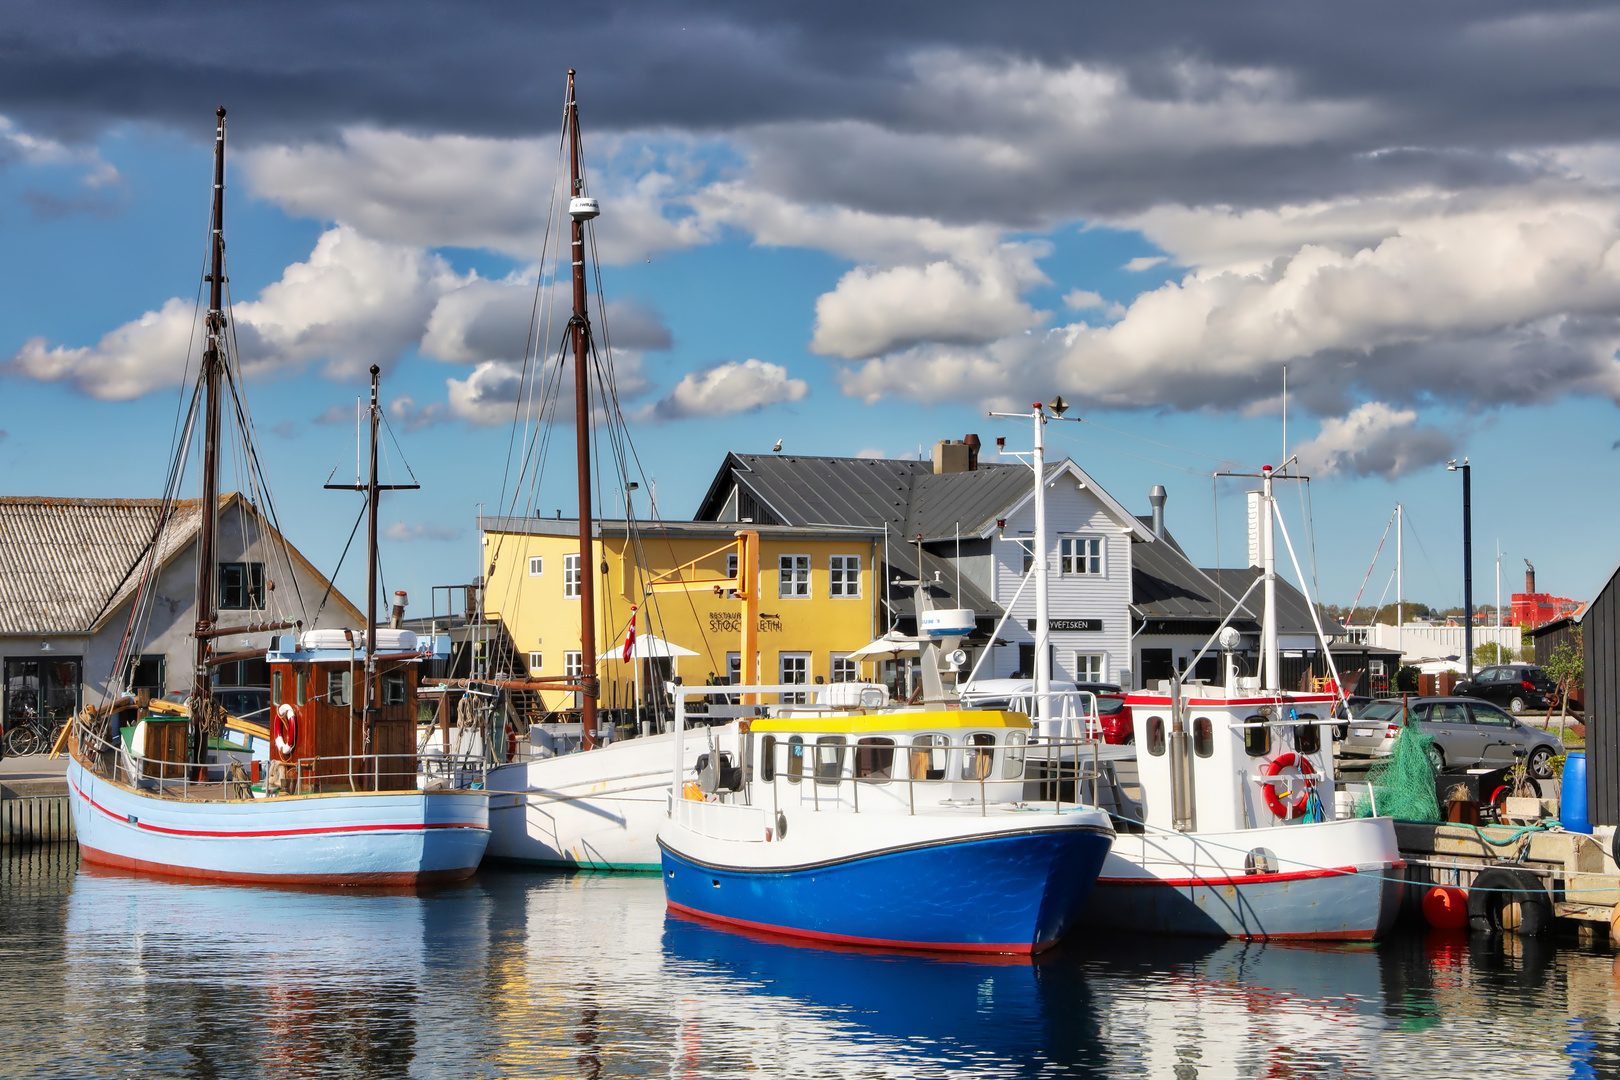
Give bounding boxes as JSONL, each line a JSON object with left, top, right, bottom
{"left": 1083, "top": 462, "right": 1404, "bottom": 939}
{"left": 67, "top": 109, "right": 488, "bottom": 885}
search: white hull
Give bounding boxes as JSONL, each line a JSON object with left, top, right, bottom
{"left": 485, "top": 727, "right": 730, "bottom": 871}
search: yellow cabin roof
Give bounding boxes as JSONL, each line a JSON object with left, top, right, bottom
{"left": 750, "top": 709, "right": 1029, "bottom": 735}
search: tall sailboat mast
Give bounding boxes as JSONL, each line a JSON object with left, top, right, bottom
{"left": 566, "top": 70, "right": 602, "bottom": 748}
{"left": 192, "top": 106, "right": 227, "bottom": 735}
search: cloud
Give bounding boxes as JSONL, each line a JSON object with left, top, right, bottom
{"left": 811, "top": 252, "right": 1047, "bottom": 359}
{"left": 6, "top": 226, "right": 463, "bottom": 399}
{"left": 313, "top": 403, "right": 356, "bottom": 425}
{"left": 1294, "top": 402, "right": 1456, "bottom": 479}
{"left": 1062, "top": 289, "right": 1125, "bottom": 320}
{"left": 271, "top": 421, "right": 298, "bottom": 439}
{"left": 387, "top": 395, "right": 447, "bottom": 432}
{"left": 838, "top": 186, "right": 1620, "bottom": 415}
{"left": 422, "top": 277, "right": 671, "bottom": 365}
{"left": 384, "top": 521, "right": 464, "bottom": 542}
{"left": 642, "top": 359, "right": 808, "bottom": 420}
{"left": 243, "top": 128, "right": 718, "bottom": 264}
{"left": 855, "top": 447, "right": 885, "bottom": 459}
{"left": 1124, "top": 256, "right": 1168, "bottom": 272}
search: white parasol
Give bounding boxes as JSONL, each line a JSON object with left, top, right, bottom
{"left": 847, "top": 630, "right": 922, "bottom": 658}
{"left": 596, "top": 634, "right": 700, "bottom": 661}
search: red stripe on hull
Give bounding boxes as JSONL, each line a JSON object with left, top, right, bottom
{"left": 73, "top": 779, "right": 485, "bottom": 839}
{"left": 77, "top": 843, "right": 476, "bottom": 887}
{"left": 1100, "top": 862, "right": 1399, "bottom": 889}
{"left": 666, "top": 899, "right": 1041, "bottom": 955}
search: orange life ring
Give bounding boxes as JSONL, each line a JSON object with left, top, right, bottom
{"left": 273, "top": 703, "right": 299, "bottom": 759}
{"left": 1261, "top": 752, "right": 1316, "bottom": 819}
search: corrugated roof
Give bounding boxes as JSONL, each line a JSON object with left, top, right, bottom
{"left": 1128, "top": 533, "right": 1316, "bottom": 635}
{"left": 0, "top": 496, "right": 203, "bottom": 635}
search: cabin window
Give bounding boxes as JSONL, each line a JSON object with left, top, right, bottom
{"left": 1193, "top": 717, "right": 1213, "bottom": 758}
{"left": 271, "top": 670, "right": 283, "bottom": 705}
{"left": 962, "top": 732, "right": 996, "bottom": 780}
{"left": 1295, "top": 715, "right": 1321, "bottom": 755}
{"left": 815, "top": 736, "right": 847, "bottom": 783}
{"left": 854, "top": 737, "right": 894, "bottom": 782}
{"left": 1003, "top": 730, "right": 1027, "bottom": 779}
{"left": 910, "top": 734, "right": 949, "bottom": 780}
{"left": 786, "top": 736, "right": 804, "bottom": 784}
{"left": 1243, "top": 716, "right": 1270, "bottom": 757}
{"left": 328, "top": 669, "right": 351, "bottom": 707}
{"left": 218, "top": 562, "right": 265, "bottom": 610}
{"left": 296, "top": 668, "right": 308, "bottom": 706}
{"left": 760, "top": 736, "right": 777, "bottom": 782}
{"left": 1146, "top": 716, "right": 1166, "bottom": 756}
{"left": 383, "top": 672, "right": 407, "bottom": 706}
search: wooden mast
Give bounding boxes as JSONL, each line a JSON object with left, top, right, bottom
{"left": 567, "top": 69, "right": 601, "bottom": 749}
{"left": 364, "top": 364, "right": 382, "bottom": 750}
{"left": 191, "top": 105, "right": 227, "bottom": 758}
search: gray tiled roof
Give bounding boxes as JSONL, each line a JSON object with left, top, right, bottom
{"left": 1129, "top": 531, "right": 1316, "bottom": 634}
{"left": 0, "top": 496, "right": 206, "bottom": 635}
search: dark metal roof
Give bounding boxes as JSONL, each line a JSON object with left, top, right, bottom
{"left": 694, "top": 453, "right": 1034, "bottom": 540}
{"left": 1128, "top": 533, "right": 1316, "bottom": 635}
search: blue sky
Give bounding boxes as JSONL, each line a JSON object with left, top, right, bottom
{"left": 5, "top": 3, "right": 1620, "bottom": 623}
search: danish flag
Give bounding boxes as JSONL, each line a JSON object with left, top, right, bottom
{"left": 622, "top": 606, "right": 638, "bottom": 661}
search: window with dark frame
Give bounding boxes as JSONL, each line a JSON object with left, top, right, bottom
{"left": 383, "top": 672, "right": 407, "bottom": 706}
{"left": 218, "top": 562, "right": 265, "bottom": 610}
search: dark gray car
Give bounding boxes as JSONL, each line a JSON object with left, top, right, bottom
{"left": 1340, "top": 695, "right": 1565, "bottom": 778}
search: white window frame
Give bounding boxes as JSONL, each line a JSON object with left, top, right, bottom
{"left": 528, "top": 651, "right": 543, "bottom": 671}
{"left": 829, "top": 554, "right": 861, "bottom": 598}
{"left": 831, "top": 653, "right": 859, "bottom": 683}
{"left": 564, "top": 651, "right": 583, "bottom": 678}
{"left": 780, "top": 652, "right": 810, "bottom": 704}
{"left": 1074, "top": 652, "right": 1106, "bottom": 683}
{"left": 1060, "top": 535, "right": 1104, "bottom": 576}
{"left": 1014, "top": 534, "right": 1035, "bottom": 574}
{"left": 779, "top": 554, "right": 810, "bottom": 598}
{"left": 564, "top": 554, "right": 581, "bottom": 598}
{"left": 328, "top": 668, "right": 351, "bottom": 707}
{"left": 528, "top": 556, "right": 544, "bottom": 576}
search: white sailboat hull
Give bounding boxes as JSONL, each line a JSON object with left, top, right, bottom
{"left": 484, "top": 728, "right": 724, "bottom": 872}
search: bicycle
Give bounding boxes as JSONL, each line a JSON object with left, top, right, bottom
{"left": 3, "top": 711, "right": 66, "bottom": 757}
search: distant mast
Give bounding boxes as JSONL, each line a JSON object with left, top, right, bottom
{"left": 567, "top": 70, "right": 602, "bottom": 748}
{"left": 191, "top": 106, "right": 227, "bottom": 745}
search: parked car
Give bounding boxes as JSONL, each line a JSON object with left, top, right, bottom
{"left": 1453, "top": 664, "right": 1557, "bottom": 714}
{"left": 1339, "top": 695, "right": 1564, "bottom": 777}
{"left": 1094, "top": 692, "right": 1134, "bottom": 744}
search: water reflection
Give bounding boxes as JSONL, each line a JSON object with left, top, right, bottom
{"left": 0, "top": 852, "right": 1616, "bottom": 1077}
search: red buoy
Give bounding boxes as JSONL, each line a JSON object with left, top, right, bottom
{"left": 1423, "top": 885, "right": 1469, "bottom": 930}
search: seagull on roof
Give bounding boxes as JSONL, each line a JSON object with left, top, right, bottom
{"left": 772, "top": 439, "right": 783, "bottom": 452}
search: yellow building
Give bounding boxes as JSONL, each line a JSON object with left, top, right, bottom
{"left": 479, "top": 516, "right": 885, "bottom": 711}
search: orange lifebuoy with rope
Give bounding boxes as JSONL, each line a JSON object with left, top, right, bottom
{"left": 273, "top": 703, "right": 299, "bottom": 759}
{"left": 1261, "top": 752, "right": 1316, "bottom": 819}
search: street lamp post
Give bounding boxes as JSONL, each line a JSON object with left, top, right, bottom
{"left": 1448, "top": 459, "right": 1474, "bottom": 677}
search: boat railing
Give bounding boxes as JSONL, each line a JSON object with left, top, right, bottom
{"left": 71, "top": 719, "right": 485, "bottom": 799}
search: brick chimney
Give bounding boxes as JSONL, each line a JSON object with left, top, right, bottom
{"left": 1525, "top": 559, "right": 1536, "bottom": 595}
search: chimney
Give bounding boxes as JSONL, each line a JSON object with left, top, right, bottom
{"left": 932, "top": 438, "right": 972, "bottom": 474}
{"left": 390, "top": 590, "right": 408, "bottom": 629}
{"left": 1149, "top": 485, "right": 1167, "bottom": 539}
{"left": 1525, "top": 559, "right": 1536, "bottom": 595}
{"left": 963, "top": 433, "right": 981, "bottom": 470}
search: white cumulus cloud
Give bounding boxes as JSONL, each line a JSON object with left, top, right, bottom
{"left": 642, "top": 359, "right": 808, "bottom": 421}
{"left": 1294, "top": 402, "right": 1457, "bottom": 479}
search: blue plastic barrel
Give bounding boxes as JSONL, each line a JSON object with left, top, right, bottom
{"left": 1563, "top": 751, "right": 1591, "bottom": 834}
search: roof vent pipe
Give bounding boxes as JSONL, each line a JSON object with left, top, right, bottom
{"left": 1149, "top": 485, "right": 1167, "bottom": 538}
{"left": 963, "top": 433, "right": 981, "bottom": 470}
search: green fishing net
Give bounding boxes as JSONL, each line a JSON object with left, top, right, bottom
{"left": 1353, "top": 724, "right": 1440, "bottom": 821}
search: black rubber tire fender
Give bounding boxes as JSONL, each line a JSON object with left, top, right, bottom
{"left": 1467, "top": 867, "right": 1553, "bottom": 937}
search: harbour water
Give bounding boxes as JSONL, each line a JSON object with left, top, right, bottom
{"left": 3, "top": 847, "right": 1617, "bottom": 1078}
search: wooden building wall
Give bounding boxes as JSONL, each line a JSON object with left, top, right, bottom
{"left": 1584, "top": 569, "right": 1620, "bottom": 826}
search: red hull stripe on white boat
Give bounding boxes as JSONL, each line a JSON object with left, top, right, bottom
{"left": 78, "top": 844, "right": 476, "bottom": 886}
{"left": 1098, "top": 861, "right": 1402, "bottom": 889}
{"left": 73, "top": 780, "right": 485, "bottom": 839}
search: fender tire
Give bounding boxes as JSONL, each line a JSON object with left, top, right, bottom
{"left": 1467, "top": 867, "right": 1552, "bottom": 937}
